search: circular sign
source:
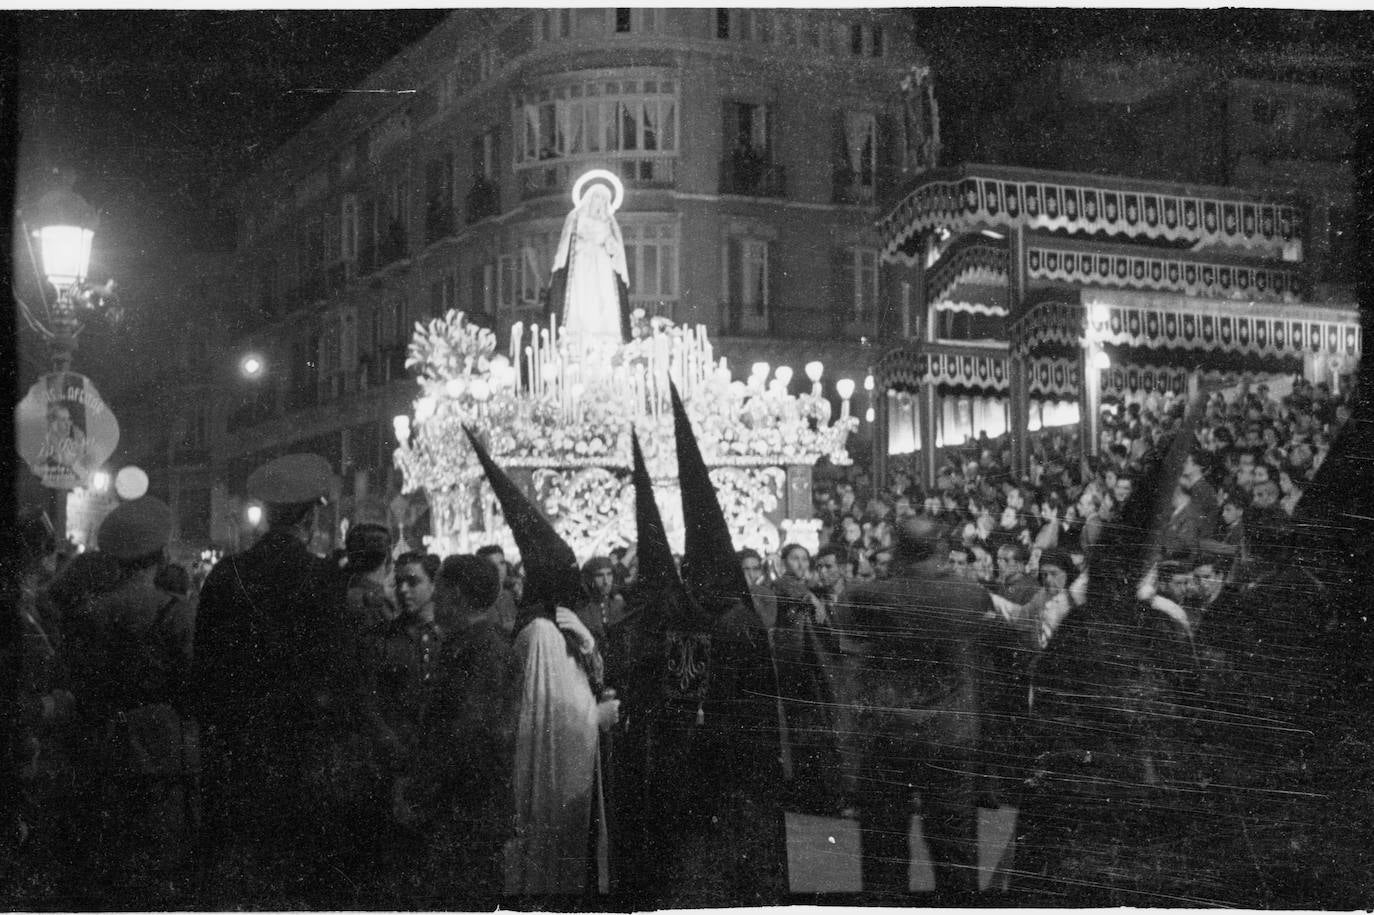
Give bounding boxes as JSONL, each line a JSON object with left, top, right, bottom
{"left": 571, "top": 168, "right": 624, "bottom": 213}
{"left": 15, "top": 372, "right": 120, "bottom": 490}
{"left": 115, "top": 466, "right": 150, "bottom": 500}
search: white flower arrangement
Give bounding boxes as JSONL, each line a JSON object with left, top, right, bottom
{"left": 394, "top": 309, "right": 855, "bottom": 557}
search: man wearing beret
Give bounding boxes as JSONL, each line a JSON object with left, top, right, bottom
{"left": 190, "top": 454, "right": 350, "bottom": 906}
{"left": 66, "top": 496, "right": 197, "bottom": 906}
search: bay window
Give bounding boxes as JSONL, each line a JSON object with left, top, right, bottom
{"left": 514, "top": 72, "right": 679, "bottom": 198}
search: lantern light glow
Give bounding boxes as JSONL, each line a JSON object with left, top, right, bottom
{"left": 35, "top": 225, "right": 95, "bottom": 288}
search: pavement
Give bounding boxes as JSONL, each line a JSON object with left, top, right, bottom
{"left": 784, "top": 807, "right": 1019, "bottom": 895}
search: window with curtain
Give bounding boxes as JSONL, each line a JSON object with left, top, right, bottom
{"left": 722, "top": 236, "right": 770, "bottom": 332}
{"left": 622, "top": 221, "right": 679, "bottom": 304}
{"left": 513, "top": 74, "right": 679, "bottom": 196}
{"left": 516, "top": 78, "right": 677, "bottom": 162}
{"left": 833, "top": 109, "right": 880, "bottom": 204}
{"left": 833, "top": 246, "right": 878, "bottom": 331}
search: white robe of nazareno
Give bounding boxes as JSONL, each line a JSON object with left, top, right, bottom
{"left": 504, "top": 616, "right": 605, "bottom": 895}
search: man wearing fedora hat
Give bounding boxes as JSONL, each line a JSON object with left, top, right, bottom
{"left": 190, "top": 453, "right": 351, "bottom": 906}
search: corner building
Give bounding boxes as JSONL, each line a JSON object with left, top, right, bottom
{"left": 218, "top": 8, "right": 920, "bottom": 548}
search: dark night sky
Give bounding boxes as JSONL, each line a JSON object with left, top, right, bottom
{"left": 15, "top": 10, "right": 449, "bottom": 259}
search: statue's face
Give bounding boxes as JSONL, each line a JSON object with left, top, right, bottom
{"left": 585, "top": 185, "right": 611, "bottom": 219}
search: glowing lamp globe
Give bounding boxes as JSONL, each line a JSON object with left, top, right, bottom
{"left": 751, "top": 362, "right": 770, "bottom": 380}
{"left": 836, "top": 378, "right": 856, "bottom": 400}
{"left": 31, "top": 188, "right": 98, "bottom": 288}
{"left": 246, "top": 504, "right": 264, "bottom": 527}
{"left": 114, "top": 466, "right": 149, "bottom": 500}
{"left": 805, "top": 361, "right": 824, "bottom": 383}
{"left": 1091, "top": 350, "right": 1112, "bottom": 371}
{"left": 774, "top": 366, "right": 794, "bottom": 386}
{"left": 240, "top": 353, "right": 265, "bottom": 379}
{"left": 90, "top": 470, "right": 111, "bottom": 493}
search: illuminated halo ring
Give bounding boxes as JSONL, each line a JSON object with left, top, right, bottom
{"left": 571, "top": 169, "right": 624, "bottom": 213}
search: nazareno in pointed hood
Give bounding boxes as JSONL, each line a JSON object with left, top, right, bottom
{"left": 630, "top": 428, "right": 683, "bottom": 599}
{"left": 669, "top": 382, "right": 754, "bottom": 615}
{"left": 464, "top": 426, "right": 581, "bottom": 614}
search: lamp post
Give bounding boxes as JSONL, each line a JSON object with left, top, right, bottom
{"left": 31, "top": 187, "right": 100, "bottom": 373}
{"left": 23, "top": 184, "right": 113, "bottom": 541}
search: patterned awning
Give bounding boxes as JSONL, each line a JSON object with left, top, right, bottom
{"left": 1088, "top": 302, "right": 1361, "bottom": 360}
{"left": 935, "top": 300, "right": 1010, "bottom": 317}
{"left": 1009, "top": 299, "right": 1085, "bottom": 358}
{"left": 926, "top": 240, "right": 1008, "bottom": 308}
{"left": 1027, "top": 244, "right": 1305, "bottom": 304}
{"left": 1011, "top": 294, "right": 1361, "bottom": 361}
{"left": 877, "top": 342, "right": 1078, "bottom": 399}
{"left": 1100, "top": 364, "right": 1191, "bottom": 399}
{"left": 881, "top": 165, "right": 1303, "bottom": 263}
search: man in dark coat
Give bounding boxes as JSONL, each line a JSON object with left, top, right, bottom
{"left": 841, "top": 516, "right": 997, "bottom": 904}
{"left": 413, "top": 554, "right": 519, "bottom": 907}
{"left": 189, "top": 454, "right": 349, "bottom": 907}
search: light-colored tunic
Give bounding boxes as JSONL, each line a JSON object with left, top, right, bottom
{"left": 504, "top": 617, "right": 605, "bottom": 895}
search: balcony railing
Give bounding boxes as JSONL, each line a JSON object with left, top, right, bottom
{"left": 359, "top": 220, "right": 409, "bottom": 276}
{"left": 832, "top": 167, "right": 877, "bottom": 205}
{"left": 466, "top": 179, "right": 501, "bottom": 224}
{"left": 720, "top": 154, "right": 786, "bottom": 198}
{"left": 425, "top": 205, "right": 456, "bottom": 244}
{"left": 517, "top": 157, "right": 676, "bottom": 202}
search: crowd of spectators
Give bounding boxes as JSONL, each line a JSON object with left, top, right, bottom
{"left": 766, "top": 375, "right": 1352, "bottom": 646}
{"left": 7, "top": 372, "right": 1355, "bottom": 905}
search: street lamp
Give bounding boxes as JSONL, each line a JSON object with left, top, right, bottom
{"left": 20, "top": 182, "right": 119, "bottom": 544}
{"left": 240, "top": 353, "right": 266, "bottom": 379}
{"left": 29, "top": 186, "right": 103, "bottom": 373}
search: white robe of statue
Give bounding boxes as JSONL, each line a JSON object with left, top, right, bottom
{"left": 553, "top": 184, "right": 629, "bottom": 347}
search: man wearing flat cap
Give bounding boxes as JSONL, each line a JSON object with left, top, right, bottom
{"left": 190, "top": 453, "right": 351, "bottom": 905}
{"left": 66, "top": 496, "right": 197, "bottom": 905}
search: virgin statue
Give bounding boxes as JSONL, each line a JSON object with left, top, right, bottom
{"left": 548, "top": 173, "right": 631, "bottom": 346}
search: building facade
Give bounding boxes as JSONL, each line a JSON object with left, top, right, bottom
{"left": 869, "top": 47, "right": 1363, "bottom": 487}
{"left": 154, "top": 7, "right": 923, "bottom": 552}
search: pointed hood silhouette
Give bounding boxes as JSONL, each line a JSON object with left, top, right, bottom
{"left": 670, "top": 382, "right": 753, "bottom": 615}
{"left": 464, "top": 426, "right": 581, "bottom": 614}
{"left": 631, "top": 429, "right": 683, "bottom": 599}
